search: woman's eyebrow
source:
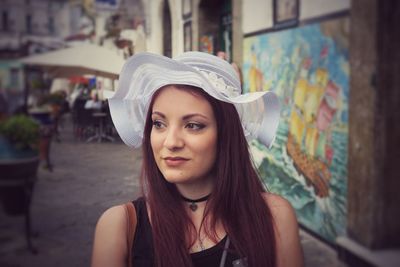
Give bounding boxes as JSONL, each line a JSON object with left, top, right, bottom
{"left": 152, "top": 111, "right": 209, "bottom": 120}
{"left": 151, "top": 111, "right": 165, "bottom": 118}
{"left": 182, "top": 113, "right": 208, "bottom": 120}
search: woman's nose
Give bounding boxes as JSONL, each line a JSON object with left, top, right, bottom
{"left": 164, "top": 127, "right": 184, "bottom": 150}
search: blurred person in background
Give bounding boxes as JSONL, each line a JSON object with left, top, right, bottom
{"left": 0, "top": 87, "right": 9, "bottom": 120}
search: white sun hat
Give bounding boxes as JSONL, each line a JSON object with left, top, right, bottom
{"left": 108, "top": 51, "right": 280, "bottom": 149}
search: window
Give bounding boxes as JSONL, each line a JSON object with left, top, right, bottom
{"left": 2, "top": 12, "right": 8, "bottom": 31}
{"left": 48, "top": 17, "right": 54, "bottom": 34}
{"left": 10, "top": 68, "right": 19, "bottom": 89}
{"left": 26, "top": 14, "right": 32, "bottom": 34}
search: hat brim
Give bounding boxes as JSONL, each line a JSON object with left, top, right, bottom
{"left": 108, "top": 52, "right": 280, "bottom": 148}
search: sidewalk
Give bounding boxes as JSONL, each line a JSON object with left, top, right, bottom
{"left": 0, "top": 115, "right": 347, "bottom": 267}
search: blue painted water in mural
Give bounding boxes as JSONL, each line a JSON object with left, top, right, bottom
{"left": 250, "top": 125, "right": 347, "bottom": 241}
{"left": 243, "top": 18, "right": 349, "bottom": 242}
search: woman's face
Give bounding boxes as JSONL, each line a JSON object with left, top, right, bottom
{"left": 150, "top": 86, "right": 218, "bottom": 187}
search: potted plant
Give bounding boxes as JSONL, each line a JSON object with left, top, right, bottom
{"left": 0, "top": 114, "right": 40, "bottom": 215}
{"left": 0, "top": 114, "right": 40, "bottom": 158}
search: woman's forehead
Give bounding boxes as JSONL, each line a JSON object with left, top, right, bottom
{"left": 151, "top": 86, "right": 214, "bottom": 117}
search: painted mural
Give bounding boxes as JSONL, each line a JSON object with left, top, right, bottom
{"left": 243, "top": 17, "right": 349, "bottom": 242}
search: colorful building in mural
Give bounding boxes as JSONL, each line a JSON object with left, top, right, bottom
{"left": 243, "top": 17, "right": 349, "bottom": 243}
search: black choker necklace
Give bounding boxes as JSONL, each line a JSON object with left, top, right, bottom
{"left": 181, "top": 194, "right": 211, "bottom": 211}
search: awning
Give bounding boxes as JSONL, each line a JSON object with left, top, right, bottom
{"left": 20, "top": 44, "right": 125, "bottom": 80}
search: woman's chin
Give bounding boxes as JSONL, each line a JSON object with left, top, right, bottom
{"left": 164, "top": 176, "right": 191, "bottom": 185}
{"left": 160, "top": 169, "right": 213, "bottom": 187}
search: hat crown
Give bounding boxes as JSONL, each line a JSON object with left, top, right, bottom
{"left": 194, "top": 68, "right": 240, "bottom": 98}
{"left": 175, "top": 51, "right": 241, "bottom": 94}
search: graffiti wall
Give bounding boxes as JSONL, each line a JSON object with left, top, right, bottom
{"left": 243, "top": 17, "right": 349, "bottom": 242}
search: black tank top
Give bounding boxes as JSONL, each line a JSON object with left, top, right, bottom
{"left": 132, "top": 197, "right": 241, "bottom": 267}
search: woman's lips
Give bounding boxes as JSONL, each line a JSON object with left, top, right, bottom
{"left": 164, "top": 157, "right": 189, "bottom": 167}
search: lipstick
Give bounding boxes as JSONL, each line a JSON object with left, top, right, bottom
{"left": 164, "top": 157, "right": 189, "bottom": 167}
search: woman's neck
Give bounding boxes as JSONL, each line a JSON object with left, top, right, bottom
{"left": 174, "top": 176, "right": 213, "bottom": 216}
{"left": 175, "top": 175, "right": 214, "bottom": 200}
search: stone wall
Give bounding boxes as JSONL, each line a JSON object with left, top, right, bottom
{"left": 348, "top": 0, "right": 400, "bottom": 249}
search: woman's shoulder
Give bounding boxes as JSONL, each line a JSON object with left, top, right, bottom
{"left": 97, "top": 197, "right": 143, "bottom": 223}
{"left": 91, "top": 205, "right": 129, "bottom": 267}
{"left": 261, "top": 192, "right": 298, "bottom": 234}
{"left": 262, "top": 192, "right": 294, "bottom": 211}
{"left": 97, "top": 204, "right": 127, "bottom": 227}
{"left": 93, "top": 198, "right": 144, "bottom": 245}
{"left": 262, "top": 192, "right": 304, "bottom": 267}
{"left": 93, "top": 205, "right": 128, "bottom": 245}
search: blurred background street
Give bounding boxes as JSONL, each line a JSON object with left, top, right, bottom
{"left": 0, "top": 115, "right": 346, "bottom": 267}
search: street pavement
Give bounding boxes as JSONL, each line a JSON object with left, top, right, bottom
{"left": 0, "top": 115, "right": 348, "bottom": 267}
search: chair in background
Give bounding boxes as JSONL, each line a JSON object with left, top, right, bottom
{"left": 72, "top": 98, "right": 97, "bottom": 141}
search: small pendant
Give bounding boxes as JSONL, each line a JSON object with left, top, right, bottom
{"left": 189, "top": 202, "right": 198, "bottom": 211}
{"left": 232, "top": 258, "right": 248, "bottom": 267}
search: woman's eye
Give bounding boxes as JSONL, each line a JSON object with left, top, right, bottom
{"left": 152, "top": 120, "right": 164, "bottom": 129}
{"left": 186, "top": 123, "right": 205, "bottom": 130}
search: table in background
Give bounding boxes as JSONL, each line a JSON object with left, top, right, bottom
{"left": 86, "top": 112, "right": 115, "bottom": 143}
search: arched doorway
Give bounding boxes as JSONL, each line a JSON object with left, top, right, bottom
{"left": 163, "top": 0, "right": 172, "bottom": 57}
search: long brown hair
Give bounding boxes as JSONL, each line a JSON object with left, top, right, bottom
{"left": 141, "top": 85, "right": 276, "bottom": 267}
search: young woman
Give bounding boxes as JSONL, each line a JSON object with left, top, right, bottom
{"left": 91, "top": 52, "right": 303, "bottom": 267}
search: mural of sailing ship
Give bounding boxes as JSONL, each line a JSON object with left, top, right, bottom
{"left": 242, "top": 17, "right": 349, "bottom": 242}
{"left": 287, "top": 53, "right": 340, "bottom": 198}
